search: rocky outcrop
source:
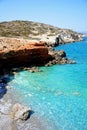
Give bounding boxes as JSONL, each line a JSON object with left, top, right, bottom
{"left": 0, "top": 37, "right": 76, "bottom": 72}
{"left": 44, "top": 33, "right": 83, "bottom": 47}
{"left": 0, "top": 37, "right": 51, "bottom": 70}
{"left": 55, "top": 33, "right": 83, "bottom": 46}
{"left": 45, "top": 50, "right": 76, "bottom": 66}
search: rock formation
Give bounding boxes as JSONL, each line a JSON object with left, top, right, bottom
{"left": 0, "top": 37, "right": 51, "bottom": 70}
{"left": 45, "top": 50, "right": 76, "bottom": 66}
{"left": 0, "top": 37, "right": 76, "bottom": 73}
{"left": 44, "top": 33, "right": 83, "bottom": 47}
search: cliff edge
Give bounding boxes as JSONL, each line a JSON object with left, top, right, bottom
{"left": 0, "top": 37, "right": 51, "bottom": 69}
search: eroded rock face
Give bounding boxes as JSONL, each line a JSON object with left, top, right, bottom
{"left": 0, "top": 37, "right": 51, "bottom": 69}
{"left": 0, "top": 37, "right": 76, "bottom": 71}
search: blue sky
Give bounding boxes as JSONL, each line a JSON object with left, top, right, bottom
{"left": 0, "top": 0, "right": 87, "bottom": 32}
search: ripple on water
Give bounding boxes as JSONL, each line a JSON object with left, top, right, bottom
{"left": 8, "top": 38, "right": 87, "bottom": 130}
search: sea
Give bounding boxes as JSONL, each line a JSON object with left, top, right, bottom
{"left": 8, "top": 37, "right": 87, "bottom": 130}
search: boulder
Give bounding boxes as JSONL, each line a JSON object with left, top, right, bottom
{"left": 10, "top": 103, "right": 31, "bottom": 121}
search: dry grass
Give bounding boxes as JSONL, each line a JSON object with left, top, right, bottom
{"left": 0, "top": 20, "right": 78, "bottom": 39}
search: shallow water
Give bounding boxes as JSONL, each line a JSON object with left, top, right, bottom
{"left": 8, "top": 37, "right": 87, "bottom": 130}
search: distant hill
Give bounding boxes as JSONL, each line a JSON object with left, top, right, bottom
{"left": 0, "top": 20, "right": 81, "bottom": 40}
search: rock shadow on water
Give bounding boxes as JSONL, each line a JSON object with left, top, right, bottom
{"left": 0, "top": 78, "right": 7, "bottom": 99}
{"left": 0, "top": 73, "right": 14, "bottom": 99}
{"left": 29, "top": 110, "right": 35, "bottom": 119}
{"left": 0, "top": 65, "right": 43, "bottom": 99}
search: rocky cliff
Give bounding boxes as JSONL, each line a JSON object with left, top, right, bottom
{"left": 0, "top": 37, "right": 75, "bottom": 73}
{"left": 0, "top": 37, "right": 51, "bottom": 69}
{"left": 0, "top": 21, "right": 79, "bottom": 71}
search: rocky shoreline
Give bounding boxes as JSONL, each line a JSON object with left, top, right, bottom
{"left": 0, "top": 20, "right": 85, "bottom": 130}
{"left": 0, "top": 36, "right": 82, "bottom": 130}
{"left": 0, "top": 37, "right": 77, "bottom": 74}
{"left": 0, "top": 71, "right": 34, "bottom": 130}
{"left": 41, "top": 32, "right": 83, "bottom": 47}
{"left": 0, "top": 72, "right": 55, "bottom": 130}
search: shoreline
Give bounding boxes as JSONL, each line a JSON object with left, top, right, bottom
{"left": 0, "top": 81, "right": 57, "bottom": 130}
{"left": 0, "top": 37, "right": 85, "bottom": 130}
{"left": 0, "top": 37, "right": 76, "bottom": 75}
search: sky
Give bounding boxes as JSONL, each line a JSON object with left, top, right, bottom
{"left": 0, "top": 0, "right": 87, "bottom": 32}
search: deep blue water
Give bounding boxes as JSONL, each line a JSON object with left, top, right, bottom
{"left": 8, "top": 38, "right": 87, "bottom": 130}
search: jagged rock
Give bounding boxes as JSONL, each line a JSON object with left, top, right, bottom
{"left": 54, "top": 33, "right": 83, "bottom": 46}
{"left": 54, "top": 50, "right": 66, "bottom": 57}
{"left": 10, "top": 103, "right": 31, "bottom": 121}
{"left": 60, "top": 57, "right": 69, "bottom": 64}
{"left": 46, "top": 50, "right": 68, "bottom": 66}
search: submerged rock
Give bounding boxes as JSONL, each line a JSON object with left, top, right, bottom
{"left": 68, "top": 60, "right": 76, "bottom": 64}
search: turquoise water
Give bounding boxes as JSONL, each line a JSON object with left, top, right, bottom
{"left": 8, "top": 38, "right": 87, "bottom": 130}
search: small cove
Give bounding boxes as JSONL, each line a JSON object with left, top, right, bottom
{"left": 5, "top": 38, "right": 87, "bottom": 130}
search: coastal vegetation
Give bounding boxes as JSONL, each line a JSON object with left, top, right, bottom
{"left": 0, "top": 20, "right": 82, "bottom": 41}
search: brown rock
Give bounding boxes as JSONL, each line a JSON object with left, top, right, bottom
{"left": 0, "top": 37, "right": 51, "bottom": 69}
